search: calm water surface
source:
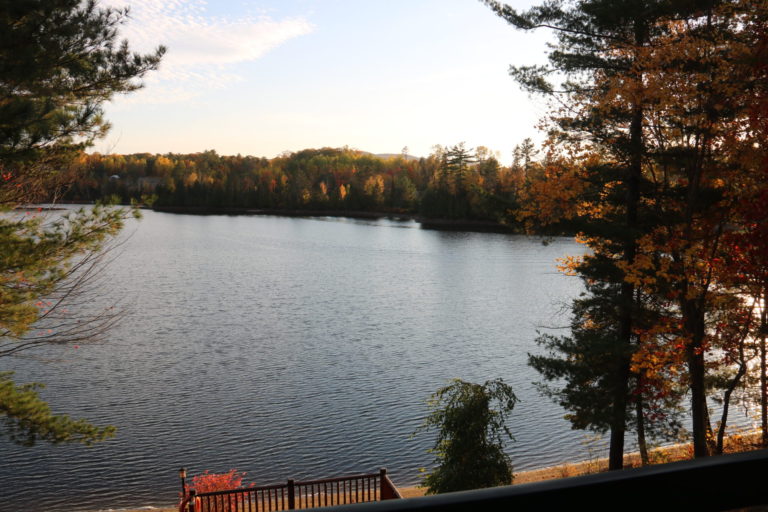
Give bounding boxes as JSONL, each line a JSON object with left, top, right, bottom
{"left": 1, "top": 211, "right": 592, "bottom": 511}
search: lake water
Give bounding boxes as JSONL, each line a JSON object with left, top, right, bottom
{"left": 1, "top": 211, "right": 598, "bottom": 511}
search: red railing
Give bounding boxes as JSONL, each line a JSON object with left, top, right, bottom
{"left": 181, "top": 468, "right": 401, "bottom": 512}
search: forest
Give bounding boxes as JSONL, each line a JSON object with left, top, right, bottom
{"left": 63, "top": 141, "right": 548, "bottom": 227}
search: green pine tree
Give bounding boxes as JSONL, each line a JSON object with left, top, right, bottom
{"left": 0, "top": 0, "right": 164, "bottom": 445}
{"left": 482, "top": 0, "right": 718, "bottom": 468}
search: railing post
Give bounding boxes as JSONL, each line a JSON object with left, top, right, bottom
{"left": 379, "top": 468, "right": 387, "bottom": 500}
{"left": 179, "top": 467, "right": 188, "bottom": 497}
{"left": 287, "top": 479, "right": 295, "bottom": 510}
{"left": 188, "top": 490, "right": 196, "bottom": 512}
{"left": 379, "top": 467, "right": 402, "bottom": 500}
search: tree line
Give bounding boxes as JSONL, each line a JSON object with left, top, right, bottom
{"left": 63, "top": 141, "right": 554, "bottom": 226}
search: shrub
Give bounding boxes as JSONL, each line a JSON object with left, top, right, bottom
{"left": 416, "top": 378, "right": 517, "bottom": 494}
{"left": 186, "top": 469, "right": 253, "bottom": 512}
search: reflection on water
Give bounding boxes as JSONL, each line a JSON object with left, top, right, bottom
{"left": 0, "top": 212, "right": 609, "bottom": 511}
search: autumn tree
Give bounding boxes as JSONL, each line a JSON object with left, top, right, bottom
{"left": 487, "top": 0, "right": 767, "bottom": 463}
{"left": 736, "top": 18, "right": 768, "bottom": 445}
{"left": 610, "top": 0, "right": 768, "bottom": 456}
{"left": 0, "top": 0, "right": 164, "bottom": 445}
{"left": 485, "top": 0, "right": 678, "bottom": 469}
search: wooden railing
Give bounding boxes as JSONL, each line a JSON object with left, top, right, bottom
{"left": 180, "top": 468, "right": 401, "bottom": 512}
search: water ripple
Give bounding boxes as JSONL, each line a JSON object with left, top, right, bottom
{"left": 0, "top": 213, "right": 735, "bottom": 512}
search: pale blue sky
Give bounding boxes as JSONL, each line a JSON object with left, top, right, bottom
{"left": 101, "top": 0, "right": 552, "bottom": 163}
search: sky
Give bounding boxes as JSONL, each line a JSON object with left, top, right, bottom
{"left": 100, "top": 0, "right": 554, "bottom": 163}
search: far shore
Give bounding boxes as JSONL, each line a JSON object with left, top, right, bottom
{"left": 150, "top": 205, "right": 521, "bottom": 234}
{"left": 118, "top": 431, "right": 764, "bottom": 512}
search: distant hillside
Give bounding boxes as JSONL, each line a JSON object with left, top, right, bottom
{"left": 372, "top": 153, "right": 421, "bottom": 161}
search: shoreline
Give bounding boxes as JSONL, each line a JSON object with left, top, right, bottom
{"left": 118, "top": 431, "right": 765, "bottom": 511}
{"left": 150, "top": 205, "right": 520, "bottom": 234}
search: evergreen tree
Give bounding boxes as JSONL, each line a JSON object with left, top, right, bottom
{"left": 444, "top": 142, "right": 477, "bottom": 193}
{"left": 488, "top": 0, "right": 765, "bottom": 462}
{"left": 483, "top": 0, "right": 717, "bottom": 468}
{"left": 0, "top": 0, "right": 165, "bottom": 203}
{"left": 0, "top": 0, "right": 163, "bottom": 445}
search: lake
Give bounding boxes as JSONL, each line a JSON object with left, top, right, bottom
{"left": 0, "top": 210, "right": 593, "bottom": 511}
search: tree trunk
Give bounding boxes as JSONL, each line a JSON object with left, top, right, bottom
{"left": 716, "top": 299, "right": 755, "bottom": 454}
{"left": 608, "top": 20, "right": 646, "bottom": 466}
{"left": 761, "top": 284, "right": 768, "bottom": 447}
{"left": 685, "top": 298, "right": 710, "bottom": 457}
{"left": 636, "top": 395, "right": 649, "bottom": 465}
{"left": 609, "top": 356, "right": 630, "bottom": 470}
{"left": 716, "top": 363, "right": 746, "bottom": 454}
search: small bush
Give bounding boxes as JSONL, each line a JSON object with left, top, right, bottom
{"left": 187, "top": 469, "right": 253, "bottom": 512}
{"left": 191, "top": 469, "right": 248, "bottom": 494}
{"left": 416, "top": 378, "right": 517, "bottom": 494}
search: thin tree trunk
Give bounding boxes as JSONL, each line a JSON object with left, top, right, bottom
{"left": 716, "top": 300, "right": 756, "bottom": 453}
{"left": 761, "top": 284, "right": 768, "bottom": 447}
{"left": 636, "top": 395, "right": 649, "bottom": 465}
{"left": 716, "top": 363, "right": 746, "bottom": 454}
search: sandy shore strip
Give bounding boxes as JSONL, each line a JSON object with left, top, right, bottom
{"left": 116, "top": 431, "right": 763, "bottom": 512}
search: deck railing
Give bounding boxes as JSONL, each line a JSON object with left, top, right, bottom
{"left": 180, "top": 468, "right": 401, "bottom": 512}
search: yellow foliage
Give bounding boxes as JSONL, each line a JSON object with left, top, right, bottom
{"left": 556, "top": 255, "right": 584, "bottom": 276}
{"left": 516, "top": 158, "right": 588, "bottom": 229}
{"left": 363, "top": 175, "right": 385, "bottom": 204}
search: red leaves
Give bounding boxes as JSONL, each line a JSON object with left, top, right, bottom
{"left": 190, "top": 468, "right": 252, "bottom": 494}
{"left": 186, "top": 469, "right": 255, "bottom": 511}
